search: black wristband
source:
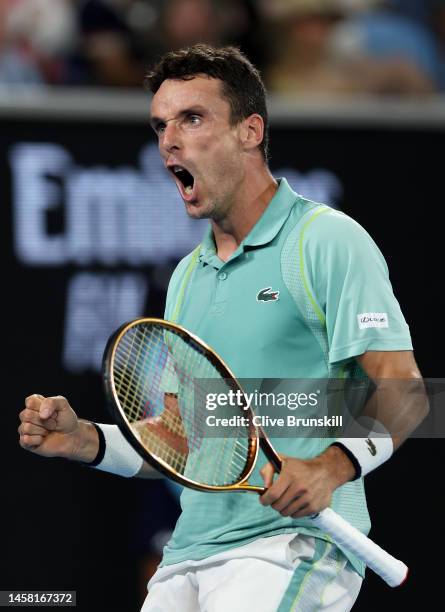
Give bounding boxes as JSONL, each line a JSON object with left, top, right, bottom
{"left": 330, "top": 442, "right": 362, "bottom": 480}
{"left": 82, "top": 423, "right": 106, "bottom": 466}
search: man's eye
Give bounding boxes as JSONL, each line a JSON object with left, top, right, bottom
{"left": 188, "top": 115, "right": 201, "bottom": 125}
{"left": 153, "top": 123, "right": 165, "bottom": 136}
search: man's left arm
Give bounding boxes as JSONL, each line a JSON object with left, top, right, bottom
{"left": 260, "top": 350, "right": 429, "bottom": 518}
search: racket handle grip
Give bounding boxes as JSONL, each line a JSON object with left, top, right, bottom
{"left": 311, "top": 508, "right": 408, "bottom": 587}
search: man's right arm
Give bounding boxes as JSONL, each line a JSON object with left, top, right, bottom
{"left": 18, "top": 394, "right": 159, "bottom": 478}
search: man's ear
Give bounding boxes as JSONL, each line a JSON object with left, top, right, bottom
{"left": 239, "top": 114, "right": 264, "bottom": 152}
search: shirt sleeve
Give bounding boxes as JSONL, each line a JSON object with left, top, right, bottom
{"left": 304, "top": 209, "right": 413, "bottom": 364}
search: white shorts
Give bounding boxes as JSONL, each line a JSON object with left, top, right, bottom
{"left": 141, "top": 533, "right": 363, "bottom": 612}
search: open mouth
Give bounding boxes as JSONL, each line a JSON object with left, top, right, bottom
{"left": 170, "top": 165, "right": 195, "bottom": 198}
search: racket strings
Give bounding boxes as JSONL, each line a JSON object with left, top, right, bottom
{"left": 134, "top": 421, "right": 186, "bottom": 471}
{"left": 111, "top": 322, "right": 252, "bottom": 486}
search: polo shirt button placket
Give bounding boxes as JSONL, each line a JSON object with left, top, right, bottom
{"left": 218, "top": 272, "right": 227, "bottom": 281}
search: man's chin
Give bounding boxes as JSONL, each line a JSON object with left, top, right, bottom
{"left": 184, "top": 200, "right": 210, "bottom": 220}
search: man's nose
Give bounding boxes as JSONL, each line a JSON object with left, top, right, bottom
{"left": 161, "top": 121, "right": 181, "bottom": 153}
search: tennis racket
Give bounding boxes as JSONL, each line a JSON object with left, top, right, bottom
{"left": 102, "top": 317, "right": 408, "bottom": 587}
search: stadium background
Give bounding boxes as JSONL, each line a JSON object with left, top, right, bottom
{"left": 1, "top": 0, "right": 445, "bottom": 607}
{"left": 1, "top": 90, "right": 442, "bottom": 610}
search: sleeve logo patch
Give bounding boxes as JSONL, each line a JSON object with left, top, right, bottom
{"left": 357, "top": 312, "right": 389, "bottom": 329}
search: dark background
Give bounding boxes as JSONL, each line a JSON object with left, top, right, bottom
{"left": 1, "top": 112, "right": 443, "bottom": 611}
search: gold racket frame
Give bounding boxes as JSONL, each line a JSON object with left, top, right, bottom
{"left": 103, "top": 317, "right": 267, "bottom": 493}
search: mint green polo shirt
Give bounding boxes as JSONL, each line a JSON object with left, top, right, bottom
{"left": 161, "top": 178, "right": 412, "bottom": 576}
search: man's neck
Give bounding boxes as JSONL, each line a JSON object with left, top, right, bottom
{"left": 211, "top": 169, "right": 278, "bottom": 262}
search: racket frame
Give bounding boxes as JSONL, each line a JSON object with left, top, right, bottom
{"left": 103, "top": 317, "right": 264, "bottom": 492}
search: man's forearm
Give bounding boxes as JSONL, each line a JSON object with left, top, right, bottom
{"left": 357, "top": 351, "right": 429, "bottom": 449}
{"left": 358, "top": 377, "right": 429, "bottom": 449}
{"left": 328, "top": 353, "right": 430, "bottom": 481}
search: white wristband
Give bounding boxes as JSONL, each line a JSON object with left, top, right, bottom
{"left": 92, "top": 424, "right": 143, "bottom": 478}
{"left": 333, "top": 417, "right": 393, "bottom": 479}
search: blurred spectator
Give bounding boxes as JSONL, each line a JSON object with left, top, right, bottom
{"left": 0, "top": 0, "right": 77, "bottom": 85}
{"left": 159, "top": 0, "right": 225, "bottom": 50}
{"left": 76, "top": 0, "right": 149, "bottom": 87}
{"left": 261, "top": 0, "right": 439, "bottom": 96}
{"left": 1, "top": 0, "right": 41, "bottom": 84}
{"left": 146, "top": 1, "right": 263, "bottom": 67}
{"left": 332, "top": 1, "right": 445, "bottom": 90}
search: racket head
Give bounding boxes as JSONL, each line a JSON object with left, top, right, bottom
{"left": 102, "top": 317, "right": 259, "bottom": 491}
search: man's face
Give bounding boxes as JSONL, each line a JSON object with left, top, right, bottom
{"left": 150, "top": 75, "right": 245, "bottom": 220}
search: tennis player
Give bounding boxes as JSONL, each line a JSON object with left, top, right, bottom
{"left": 19, "top": 45, "right": 427, "bottom": 611}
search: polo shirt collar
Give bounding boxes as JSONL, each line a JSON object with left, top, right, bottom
{"left": 242, "top": 177, "right": 295, "bottom": 248}
{"left": 199, "top": 178, "right": 295, "bottom": 264}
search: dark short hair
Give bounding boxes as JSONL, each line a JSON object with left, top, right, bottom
{"left": 145, "top": 44, "right": 269, "bottom": 161}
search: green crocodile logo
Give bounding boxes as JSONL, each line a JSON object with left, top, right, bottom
{"left": 257, "top": 287, "right": 280, "bottom": 302}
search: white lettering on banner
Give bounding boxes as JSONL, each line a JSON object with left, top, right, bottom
{"left": 10, "top": 143, "right": 72, "bottom": 264}
{"left": 9, "top": 143, "right": 207, "bottom": 266}
{"left": 63, "top": 273, "right": 148, "bottom": 372}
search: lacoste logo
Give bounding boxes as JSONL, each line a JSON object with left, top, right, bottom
{"left": 257, "top": 287, "right": 280, "bottom": 302}
{"left": 365, "top": 438, "right": 377, "bottom": 456}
